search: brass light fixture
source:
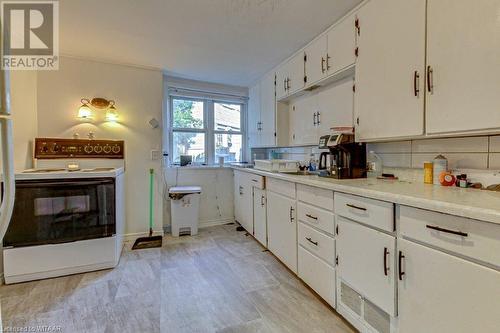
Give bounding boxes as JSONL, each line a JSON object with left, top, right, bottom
{"left": 77, "top": 97, "right": 119, "bottom": 122}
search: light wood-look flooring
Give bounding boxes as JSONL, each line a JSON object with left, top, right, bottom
{"left": 0, "top": 224, "right": 355, "bottom": 333}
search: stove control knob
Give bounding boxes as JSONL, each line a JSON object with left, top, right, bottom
{"left": 84, "top": 145, "right": 93, "bottom": 153}
{"left": 52, "top": 144, "right": 60, "bottom": 152}
{"left": 112, "top": 145, "right": 121, "bottom": 154}
{"left": 94, "top": 145, "right": 103, "bottom": 153}
{"left": 41, "top": 144, "right": 49, "bottom": 153}
{"left": 103, "top": 145, "right": 112, "bottom": 154}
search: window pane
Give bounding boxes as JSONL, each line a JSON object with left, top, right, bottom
{"left": 215, "top": 133, "right": 242, "bottom": 162}
{"left": 172, "top": 99, "right": 204, "bottom": 129}
{"left": 173, "top": 132, "right": 205, "bottom": 164}
{"left": 214, "top": 102, "right": 241, "bottom": 132}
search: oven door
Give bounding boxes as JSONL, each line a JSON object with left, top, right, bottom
{"left": 3, "top": 178, "right": 115, "bottom": 248}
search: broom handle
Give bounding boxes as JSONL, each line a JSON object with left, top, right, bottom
{"left": 149, "top": 168, "right": 154, "bottom": 236}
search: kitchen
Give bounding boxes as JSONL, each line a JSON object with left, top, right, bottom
{"left": 0, "top": 0, "right": 499, "bottom": 332}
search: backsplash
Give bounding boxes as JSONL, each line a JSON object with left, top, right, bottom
{"left": 251, "top": 135, "right": 500, "bottom": 186}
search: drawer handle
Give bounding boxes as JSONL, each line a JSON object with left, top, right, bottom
{"left": 398, "top": 251, "right": 405, "bottom": 281}
{"left": 260, "top": 195, "right": 265, "bottom": 207}
{"left": 305, "top": 213, "right": 318, "bottom": 220}
{"left": 306, "top": 237, "right": 318, "bottom": 246}
{"left": 252, "top": 179, "right": 259, "bottom": 183}
{"left": 346, "top": 203, "right": 367, "bottom": 211}
{"left": 426, "top": 225, "right": 468, "bottom": 237}
{"left": 289, "top": 206, "right": 295, "bottom": 223}
{"left": 383, "top": 247, "right": 389, "bottom": 276}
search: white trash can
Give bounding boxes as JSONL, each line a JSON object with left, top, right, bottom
{"left": 169, "top": 186, "right": 202, "bottom": 237}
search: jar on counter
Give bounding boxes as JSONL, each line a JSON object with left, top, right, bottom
{"left": 433, "top": 154, "right": 448, "bottom": 185}
{"left": 424, "top": 161, "right": 433, "bottom": 184}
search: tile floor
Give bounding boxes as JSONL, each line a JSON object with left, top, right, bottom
{"left": 0, "top": 224, "right": 355, "bottom": 333}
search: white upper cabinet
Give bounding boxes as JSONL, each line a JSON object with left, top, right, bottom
{"left": 247, "top": 71, "right": 277, "bottom": 148}
{"left": 259, "top": 72, "right": 276, "bottom": 146}
{"left": 326, "top": 13, "right": 356, "bottom": 75}
{"left": 247, "top": 84, "right": 261, "bottom": 148}
{"left": 304, "top": 35, "right": 328, "bottom": 86}
{"left": 289, "top": 95, "right": 317, "bottom": 146}
{"left": 276, "top": 52, "right": 305, "bottom": 100}
{"left": 425, "top": 0, "right": 500, "bottom": 135}
{"left": 316, "top": 77, "right": 354, "bottom": 134}
{"left": 354, "top": 0, "right": 426, "bottom": 141}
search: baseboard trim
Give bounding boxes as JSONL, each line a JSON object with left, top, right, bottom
{"left": 124, "top": 230, "right": 164, "bottom": 242}
{"left": 199, "top": 218, "right": 235, "bottom": 229}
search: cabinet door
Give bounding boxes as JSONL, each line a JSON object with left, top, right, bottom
{"left": 247, "top": 83, "right": 261, "bottom": 148}
{"left": 317, "top": 77, "right": 354, "bottom": 134}
{"left": 305, "top": 35, "right": 328, "bottom": 86}
{"left": 259, "top": 72, "right": 276, "bottom": 147}
{"left": 233, "top": 171, "right": 243, "bottom": 224}
{"left": 426, "top": 0, "right": 500, "bottom": 134}
{"left": 289, "top": 95, "right": 317, "bottom": 146}
{"left": 287, "top": 52, "right": 306, "bottom": 95}
{"left": 326, "top": 13, "right": 356, "bottom": 75}
{"left": 253, "top": 188, "right": 267, "bottom": 247}
{"left": 239, "top": 178, "right": 254, "bottom": 234}
{"left": 276, "top": 65, "right": 288, "bottom": 100}
{"left": 337, "top": 217, "right": 396, "bottom": 316}
{"left": 398, "top": 239, "right": 500, "bottom": 333}
{"left": 354, "top": 0, "right": 425, "bottom": 141}
{"left": 267, "top": 191, "right": 297, "bottom": 273}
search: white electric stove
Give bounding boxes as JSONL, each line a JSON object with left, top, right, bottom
{"left": 3, "top": 138, "right": 126, "bottom": 284}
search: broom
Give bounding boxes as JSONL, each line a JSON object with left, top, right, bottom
{"left": 132, "top": 168, "right": 162, "bottom": 249}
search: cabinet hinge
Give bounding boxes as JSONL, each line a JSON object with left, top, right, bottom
{"left": 274, "top": 132, "right": 276, "bottom": 137}
{"left": 304, "top": 54, "right": 307, "bottom": 62}
{"left": 355, "top": 47, "right": 359, "bottom": 57}
{"left": 352, "top": 84, "right": 356, "bottom": 93}
{"left": 336, "top": 255, "right": 339, "bottom": 266}
{"left": 356, "top": 117, "right": 360, "bottom": 125}
{"left": 304, "top": 75, "right": 307, "bottom": 83}
{"left": 355, "top": 17, "right": 360, "bottom": 36}
{"left": 336, "top": 225, "right": 339, "bottom": 235}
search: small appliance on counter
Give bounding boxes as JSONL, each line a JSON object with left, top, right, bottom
{"left": 317, "top": 131, "right": 367, "bottom": 179}
{"left": 3, "top": 137, "right": 126, "bottom": 284}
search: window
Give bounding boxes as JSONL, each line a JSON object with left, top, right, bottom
{"left": 169, "top": 96, "right": 245, "bottom": 165}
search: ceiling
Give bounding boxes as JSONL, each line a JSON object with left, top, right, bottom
{"left": 60, "top": 0, "right": 362, "bottom": 87}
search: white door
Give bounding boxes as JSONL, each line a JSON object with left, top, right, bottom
{"left": 317, "top": 77, "right": 354, "bottom": 134}
{"left": 259, "top": 72, "right": 276, "bottom": 146}
{"left": 354, "top": 0, "right": 425, "bottom": 141}
{"left": 305, "top": 35, "right": 328, "bottom": 86}
{"left": 337, "top": 217, "right": 396, "bottom": 316}
{"left": 287, "top": 52, "right": 305, "bottom": 95}
{"left": 398, "top": 239, "right": 500, "bottom": 333}
{"left": 426, "top": 0, "right": 500, "bottom": 134}
{"left": 326, "top": 13, "right": 356, "bottom": 75}
{"left": 267, "top": 191, "right": 297, "bottom": 273}
{"left": 253, "top": 188, "right": 267, "bottom": 247}
{"left": 247, "top": 84, "right": 261, "bottom": 148}
{"left": 276, "top": 65, "right": 288, "bottom": 100}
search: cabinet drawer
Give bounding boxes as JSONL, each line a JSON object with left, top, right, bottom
{"left": 298, "top": 222, "right": 335, "bottom": 266}
{"left": 297, "top": 184, "right": 333, "bottom": 210}
{"left": 399, "top": 206, "right": 500, "bottom": 268}
{"left": 298, "top": 246, "right": 336, "bottom": 307}
{"left": 247, "top": 174, "right": 265, "bottom": 190}
{"left": 335, "top": 193, "right": 394, "bottom": 232}
{"left": 297, "top": 202, "right": 335, "bottom": 235}
{"left": 267, "top": 178, "right": 295, "bottom": 198}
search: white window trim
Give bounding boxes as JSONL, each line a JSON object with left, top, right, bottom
{"left": 168, "top": 95, "right": 247, "bottom": 166}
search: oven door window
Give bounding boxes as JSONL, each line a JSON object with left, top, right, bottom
{"left": 3, "top": 178, "right": 116, "bottom": 247}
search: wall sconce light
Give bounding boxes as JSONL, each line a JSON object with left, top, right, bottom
{"left": 77, "top": 97, "right": 119, "bottom": 122}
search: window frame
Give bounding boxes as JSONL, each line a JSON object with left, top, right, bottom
{"left": 169, "top": 96, "right": 246, "bottom": 165}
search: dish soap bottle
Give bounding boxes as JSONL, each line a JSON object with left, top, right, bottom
{"left": 367, "top": 151, "right": 383, "bottom": 178}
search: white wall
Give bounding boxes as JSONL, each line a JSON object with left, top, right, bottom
{"left": 163, "top": 167, "right": 234, "bottom": 228}
{"left": 35, "top": 56, "right": 164, "bottom": 236}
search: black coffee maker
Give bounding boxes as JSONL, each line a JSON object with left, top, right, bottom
{"left": 318, "top": 133, "right": 367, "bottom": 179}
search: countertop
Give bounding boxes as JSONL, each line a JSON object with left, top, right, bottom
{"left": 232, "top": 167, "right": 500, "bottom": 225}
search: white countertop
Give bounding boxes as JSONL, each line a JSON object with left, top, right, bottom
{"left": 15, "top": 167, "right": 125, "bottom": 180}
{"left": 233, "top": 167, "right": 500, "bottom": 225}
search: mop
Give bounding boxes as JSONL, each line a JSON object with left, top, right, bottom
{"left": 132, "top": 168, "right": 163, "bottom": 249}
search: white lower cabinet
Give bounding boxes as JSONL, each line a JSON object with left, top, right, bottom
{"left": 337, "top": 216, "right": 397, "bottom": 333}
{"left": 298, "top": 245, "right": 336, "bottom": 307}
{"left": 397, "top": 238, "right": 500, "bottom": 333}
{"left": 253, "top": 188, "right": 267, "bottom": 247}
{"left": 233, "top": 170, "right": 254, "bottom": 233}
{"left": 267, "top": 190, "right": 297, "bottom": 273}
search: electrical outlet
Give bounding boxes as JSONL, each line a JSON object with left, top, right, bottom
{"left": 151, "top": 150, "right": 161, "bottom": 160}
